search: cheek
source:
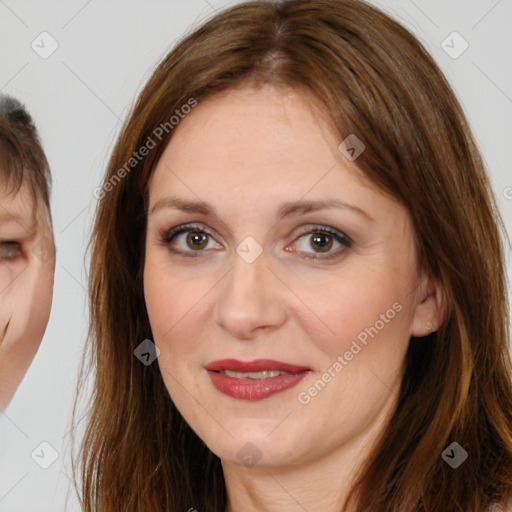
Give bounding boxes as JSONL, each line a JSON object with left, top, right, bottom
{"left": 0, "top": 270, "right": 29, "bottom": 328}
{"left": 0, "top": 260, "right": 24, "bottom": 293}
{"left": 143, "top": 253, "right": 212, "bottom": 358}
{"left": 0, "top": 262, "right": 53, "bottom": 347}
{"left": 0, "top": 288, "right": 12, "bottom": 331}
{"left": 296, "top": 269, "right": 407, "bottom": 359}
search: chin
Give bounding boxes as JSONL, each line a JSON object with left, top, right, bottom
{"left": 195, "top": 416, "right": 309, "bottom": 469}
{"left": 215, "top": 439, "right": 300, "bottom": 469}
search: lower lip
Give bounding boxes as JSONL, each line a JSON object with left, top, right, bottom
{"left": 206, "top": 370, "right": 310, "bottom": 401}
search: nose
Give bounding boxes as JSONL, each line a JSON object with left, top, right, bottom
{"left": 213, "top": 245, "right": 288, "bottom": 340}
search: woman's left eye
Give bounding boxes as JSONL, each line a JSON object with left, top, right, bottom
{"left": 291, "top": 226, "right": 351, "bottom": 260}
{"left": 160, "top": 223, "right": 351, "bottom": 260}
{"left": 0, "top": 241, "right": 22, "bottom": 262}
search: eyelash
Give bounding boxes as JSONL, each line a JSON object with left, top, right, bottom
{"left": 159, "top": 222, "right": 352, "bottom": 261}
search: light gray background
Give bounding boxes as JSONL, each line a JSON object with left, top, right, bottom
{"left": 0, "top": 1, "right": 510, "bottom": 510}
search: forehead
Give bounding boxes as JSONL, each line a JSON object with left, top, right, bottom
{"left": 0, "top": 179, "right": 43, "bottom": 231}
{"left": 149, "top": 84, "right": 374, "bottom": 203}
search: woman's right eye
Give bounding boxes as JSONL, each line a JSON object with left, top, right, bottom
{"left": 0, "top": 241, "right": 22, "bottom": 262}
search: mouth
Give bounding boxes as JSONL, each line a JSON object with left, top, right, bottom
{"left": 204, "top": 359, "right": 311, "bottom": 401}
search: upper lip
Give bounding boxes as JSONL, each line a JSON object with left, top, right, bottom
{"left": 205, "top": 359, "right": 310, "bottom": 373}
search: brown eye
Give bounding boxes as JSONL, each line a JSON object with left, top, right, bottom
{"left": 0, "top": 241, "right": 22, "bottom": 261}
{"left": 310, "top": 233, "right": 333, "bottom": 253}
{"left": 292, "top": 225, "right": 351, "bottom": 260}
{"left": 186, "top": 231, "right": 209, "bottom": 250}
{"left": 161, "top": 223, "right": 221, "bottom": 257}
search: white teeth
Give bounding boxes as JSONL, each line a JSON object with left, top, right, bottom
{"left": 220, "top": 370, "right": 294, "bottom": 379}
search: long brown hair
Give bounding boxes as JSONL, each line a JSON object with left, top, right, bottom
{"left": 74, "top": 0, "right": 512, "bottom": 510}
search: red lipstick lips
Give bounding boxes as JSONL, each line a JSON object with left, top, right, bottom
{"left": 205, "top": 359, "right": 311, "bottom": 401}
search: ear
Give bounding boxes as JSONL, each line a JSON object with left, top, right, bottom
{"left": 410, "top": 275, "right": 446, "bottom": 337}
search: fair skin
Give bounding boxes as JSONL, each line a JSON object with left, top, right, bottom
{"left": 0, "top": 181, "right": 54, "bottom": 409}
{"left": 143, "top": 84, "right": 445, "bottom": 512}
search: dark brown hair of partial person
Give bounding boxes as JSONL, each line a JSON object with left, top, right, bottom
{"left": 73, "top": 0, "right": 512, "bottom": 510}
{"left": 0, "top": 94, "right": 52, "bottom": 221}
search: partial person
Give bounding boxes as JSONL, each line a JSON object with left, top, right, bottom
{"left": 0, "top": 94, "right": 55, "bottom": 410}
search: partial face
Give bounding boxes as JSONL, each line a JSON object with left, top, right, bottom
{"left": 144, "top": 85, "right": 436, "bottom": 469}
{"left": 0, "top": 181, "right": 54, "bottom": 408}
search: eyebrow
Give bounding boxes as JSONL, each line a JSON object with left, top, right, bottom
{"left": 149, "top": 196, "right": 374, "bottom": 222}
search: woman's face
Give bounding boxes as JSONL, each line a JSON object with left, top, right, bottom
{"left": 0, "top": 181, "right": 54, "bottom": 408}
{"left": 144, "top": 84, "right": 442, "bottom": 469}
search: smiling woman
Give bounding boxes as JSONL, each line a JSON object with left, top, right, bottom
{"left": 0, "top": 94, "right": 55, "bottom": 410}
{"left": 76, "top": 1, "right": 512, "bottom": 511}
